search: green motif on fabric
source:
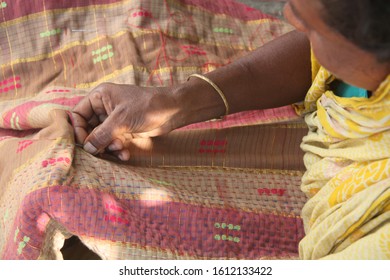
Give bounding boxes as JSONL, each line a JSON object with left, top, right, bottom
{"left": 17, "top": 236, "right": 30, "bottom": 255}
{"left": 92, "top": 45, "right": 114, "bottom": 64}
{"left": 0, "top": 2, "right": 7, "bottom": 8}
{"left": 149, "top": 178, "right": 175, "bottom": 187}
{"left": 214, "top": 222, "right": 241, "bottom": 230}
{"left": 214, "top": 222, "right": 241, "bottom": 243}
{"left": 3, "top": 209, "right": 9, "bottom": 222}
{"left": 92, "top": 45, "right": 113, "bottom": 55}
{"left": 14, "top": 228, "right": 19, "bottom": 242}
{"left": 213, "top": 27, "right": 234, "bottom": 34}
{"left": 14, "top": 228, "right": 31, "bottom": 254}
{"left": 214, "top": 234, "right": 240, "bottom": 243}
{"left": 93, "top": 52, "right": 114, "bottom": 64}
{"left": 40, "top": 28, "right": 62, "bottom": 38}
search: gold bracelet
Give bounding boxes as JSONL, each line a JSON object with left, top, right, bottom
{"left": 187, "top": 74, "right": 230, "bottom": 118}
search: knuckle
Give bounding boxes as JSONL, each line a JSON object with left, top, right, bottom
{"left": 90, "top": 83, "right": 113, "bottom": 96}
{"left": 116, "top": 105, "right": 127, "bottom": 115}
{"left": 95, "top": 82, "right": 110, "bottom": 90}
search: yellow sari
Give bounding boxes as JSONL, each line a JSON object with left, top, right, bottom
{"left": 294, "top": 53, "right": 390, "bottom": 259}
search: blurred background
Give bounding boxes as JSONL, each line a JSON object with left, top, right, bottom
{"left": 238, "top": 0, "right": 287, "bottom": 19}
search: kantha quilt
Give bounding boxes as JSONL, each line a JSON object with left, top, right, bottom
{"left": 0, "top": 0, "right": 308, "bottom": 259}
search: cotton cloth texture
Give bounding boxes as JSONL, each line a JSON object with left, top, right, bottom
{"left": 0, "top": 0, "right": 308, "bottom": 260}
{"left": 295, "top": 53, "right": 390, "bottom": 259}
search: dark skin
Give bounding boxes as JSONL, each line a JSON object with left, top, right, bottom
{"left": 72, "top": 30, "right": 312, "bottom": 160}
{"left": 72, "top": 0, "right": 389, "bottom": 161}
{"left": 284, "top": 0, "right": 389, "bottom": 90}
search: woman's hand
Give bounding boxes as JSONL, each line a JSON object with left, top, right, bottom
{"left": 71, "top": 31, "right": 312, "bottom": 161}
{"left": 71, "top": 83, "right": 181, "bottom": 160}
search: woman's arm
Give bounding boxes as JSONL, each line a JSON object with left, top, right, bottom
{"left": 171, "top": 30, "right": 312, "bottom": 127}
{"left": 72, "top": 30, "right": 311, "bottom": 158}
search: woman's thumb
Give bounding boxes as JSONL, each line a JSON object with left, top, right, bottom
{"left": 83, "top": 117, "right": 116, "bottom": 155}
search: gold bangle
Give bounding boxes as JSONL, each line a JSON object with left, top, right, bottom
{"left": 187, "top": 74, "right": 230, "bottom": 118}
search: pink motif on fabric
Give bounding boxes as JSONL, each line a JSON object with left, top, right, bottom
{"left": 104, "top": 215, "right": 130, "bottom": 226}
{"left": 257, "top": 188, "right": 287, "bottom": 197}
{"left": 126, "top": 8, "right": 155, "bottom": 30}
{"left": 45, "top": 89, "right": 71, "bottom": 94}
{"left": 41, "top": 157, "right": 71, "bottom": 168}
{"left": 2, "top": 96, "right": 83, "bottom": 130}
{"left": 0, "top": 136, "right": 12, "bottom": 142}
{"left": 181, "top": 45, "right": 207, "bottom": 56}
{"left": 180, "top": 106, "right": 299, "bottom": 131}
{"left": 2, "top": 185, "right": 304, "bottom": 259}
{"left": 0, "top": 76, "right": 22, "bottom": 94}
{"left": 16, "top": 140, "right": 33, "bottom": 153}
{"left": 131, "top": 10, "right": 152, "bottom": 18}
{"left": 105, "top": 202, "right": 128, "bottom": 215}
{"left": 126, "top": 7, "right": 214, "bottom": 86}
{"left": 199, "top": 139, "right": 227, "bottom": 154}
{"left": 246, "top": 7, "right": 256, "bottom": 12}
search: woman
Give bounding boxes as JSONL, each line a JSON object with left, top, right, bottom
{"left": 72, "top": 0, "right": 390, "bottom": 259}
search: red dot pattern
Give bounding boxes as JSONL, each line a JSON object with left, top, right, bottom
{"left": 0, "top": 76, "right": 22, "bottom": 94}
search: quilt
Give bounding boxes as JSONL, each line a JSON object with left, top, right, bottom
{"left": 0, "top": 0, "right": 308, "bottom": 259}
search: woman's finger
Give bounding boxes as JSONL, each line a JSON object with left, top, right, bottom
{"left": 71, "top": 111, "right": 90, "bottom": 144}
{"left": 107, "top": 138, "right": 124, "bottom": 151}
{"left": 112, "top": 149, "right": 130, "bottom": 161}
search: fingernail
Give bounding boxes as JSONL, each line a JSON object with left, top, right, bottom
{"left": 84, "top": 142, "right": 98, "bottom": 154}
{"left": 108, "top": 143, "right": 117, "bottom": 151}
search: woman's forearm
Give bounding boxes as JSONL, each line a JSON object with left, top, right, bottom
{"left": 171, "top": 30, "right": 312, "bottom": 127}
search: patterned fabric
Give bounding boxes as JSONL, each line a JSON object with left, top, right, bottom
{"left": 0, "top": 0, "right": 308, "bottom": 259}
{"left": 295, "top": 52, "right": 390, "bottom": 259}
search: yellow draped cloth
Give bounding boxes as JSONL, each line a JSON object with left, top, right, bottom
{"left": 295, "top": 53, "right": 390, "bottom": 259}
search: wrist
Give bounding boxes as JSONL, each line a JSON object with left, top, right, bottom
{"left": 187, "top": 74, "right": 229, "bottom": 117}
{"left": 170, "top": 77, "right": 226, "bottom": 128}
